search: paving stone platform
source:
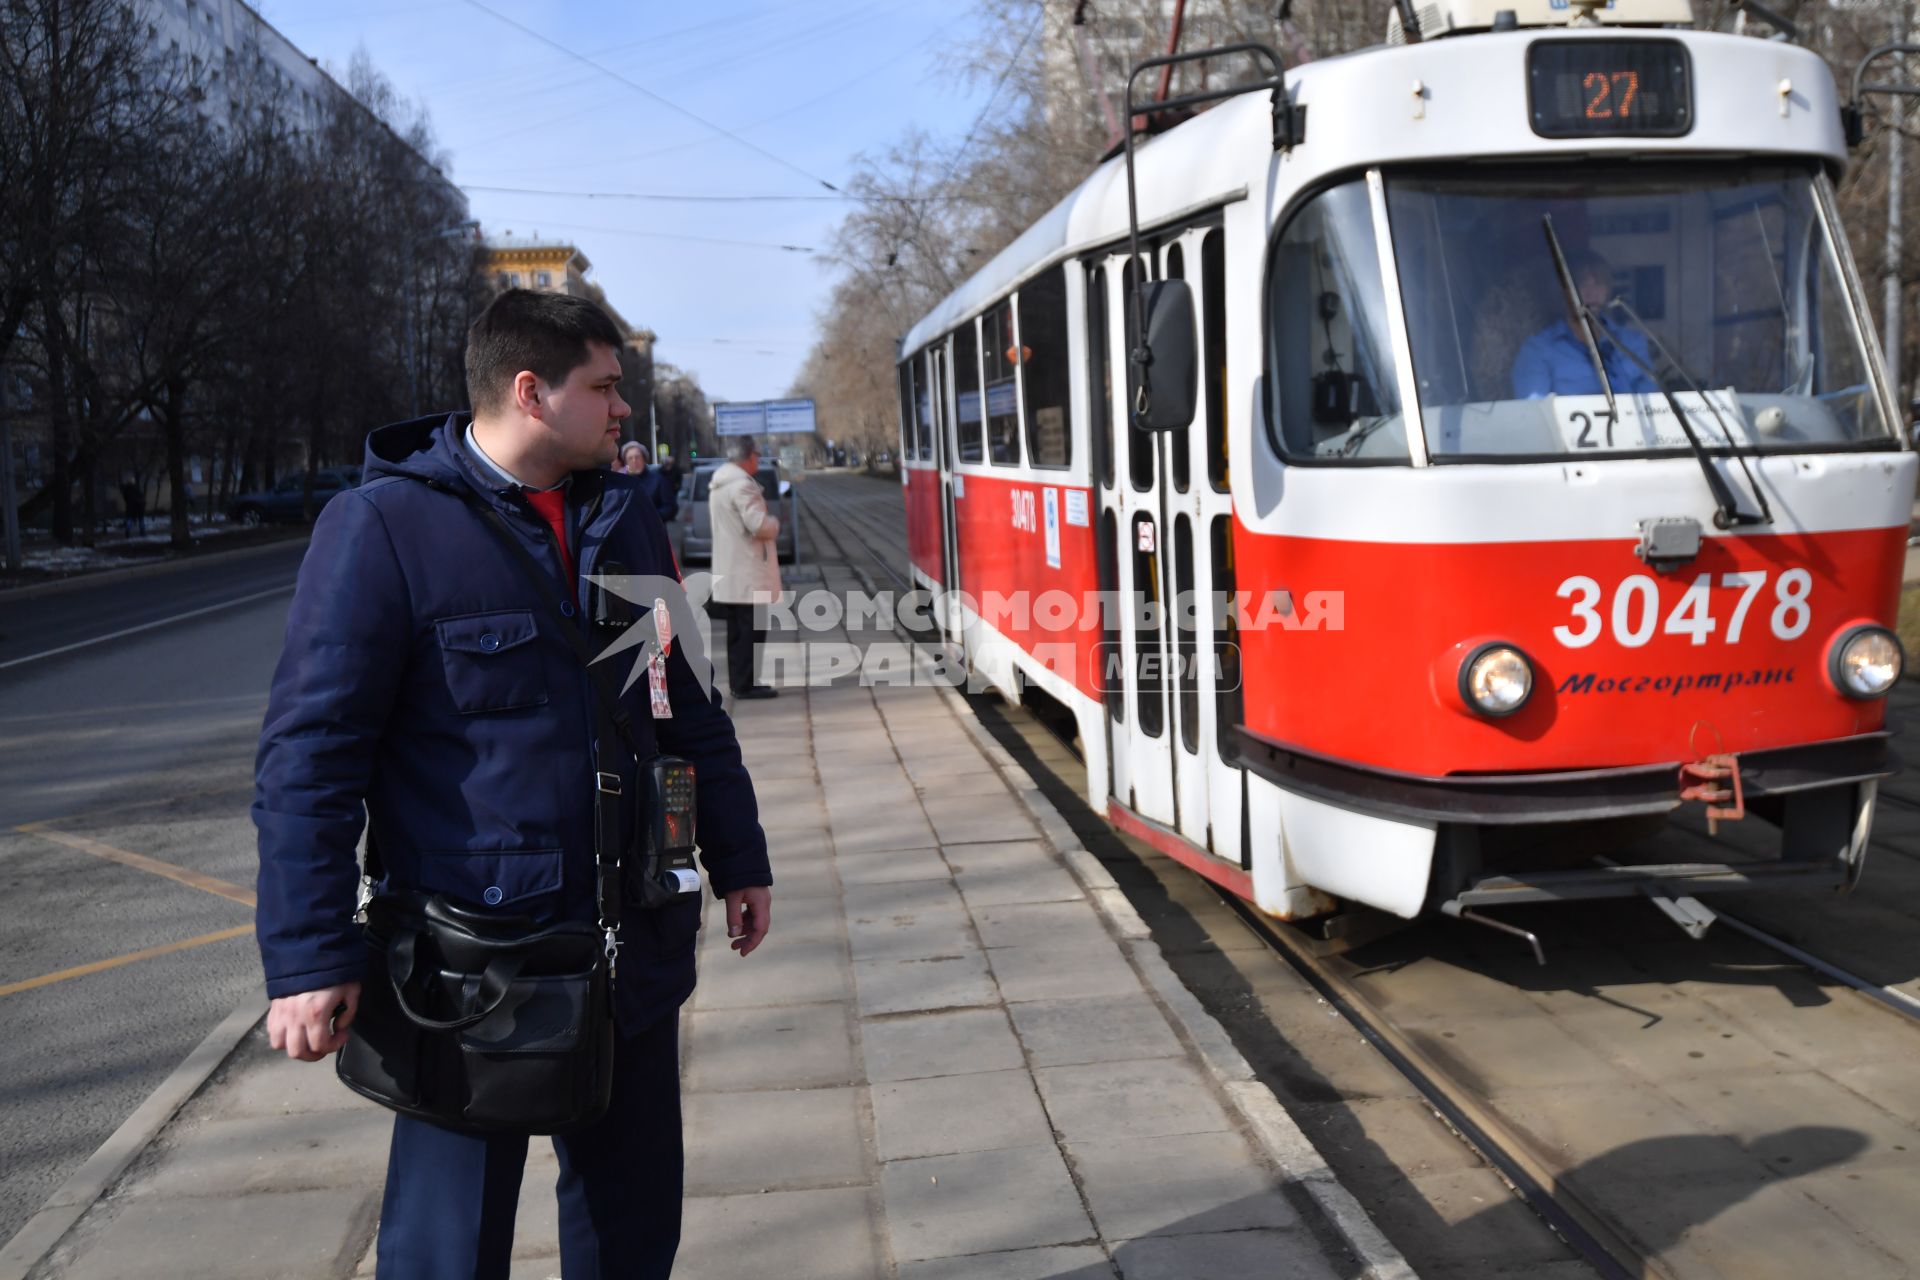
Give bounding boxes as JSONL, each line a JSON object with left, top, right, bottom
{"left": 18, "top": 567, "right": 1395, "bottom": 1279}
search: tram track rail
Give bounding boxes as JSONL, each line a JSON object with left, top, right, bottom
{"left": 1222, "top": 894, "right": 1643, "bottom": 1280}
{"left": 798, "top": 481, "right": 917, "bottom": 594}
{"left": 801, "top": 471, "right": 1920, "bottom": 1279}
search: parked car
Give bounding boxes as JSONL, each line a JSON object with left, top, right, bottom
{"left": 678, "top": 459, "right": 795, "bottom": 565}
{"left": 229, "top": 467, "right": 361, "bottom": 526}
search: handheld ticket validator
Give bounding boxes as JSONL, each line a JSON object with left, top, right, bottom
{"left": 587, "top": 559, "right": 634, "bottom": 632}
{"left": 647, "top": 756, "right": 702, "bottom": 899}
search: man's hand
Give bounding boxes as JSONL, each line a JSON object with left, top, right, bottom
{"left": 267, "top": 982, "right": 361, "bottom": 1062}
{"left": 725, "top": 886, "right": 772, "bottom": 957}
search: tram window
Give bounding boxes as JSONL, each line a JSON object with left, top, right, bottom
{"left": 1203, "top": 229, "right": 1228, "bottom": 491}
{"left": 954, "top": 322, "right": 984, "bottom": 464}
{"left": 1087, "top": 263, "right": 1115, "bottom": 490}
{"left": 1124, "top": 257, "right": 1157, "bottom": 489}
{"left": 1099, "top": 507, "right": 1122, "bottom": 723}
{"left": 1383, "top": 163, "right": 1894, "bottom": 457}
{"left": 983, "top": 301, "right": 1022, "bottom": 465}
{"left": 911, "top": 352, "right": 933, "bottom": 461}
{"left": 897, "top": 362, "right": 914, "bottom": 464}
{"left": 1018, "top": 267, "right": 1072, "bottom": 469}
{"left": 928, "top": 347, "right": 948, "bottom": 463}
{"left": 1268, "top": 181, "right": 1409, "bottom": 463}
{"left": 1210, "top": 515, "right": 1243, "bottom": 759}
{"left": 1167, "top": 242, "right": 1192, "bottom": 493}
{"left": 1173, "top": 515, "right": 1198, "bottom": 755}
{"left": 1131, "top": 513, "right": 1164, "bottom": 738}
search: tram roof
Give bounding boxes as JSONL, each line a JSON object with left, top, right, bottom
{"left": 901, "top": 28, "right": 1848, "bottom": 359}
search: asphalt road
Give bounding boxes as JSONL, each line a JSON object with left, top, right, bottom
{"left": 0, "top": 541, "right": 308, "bottom": 1244}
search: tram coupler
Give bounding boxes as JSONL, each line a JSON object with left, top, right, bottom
{"left": 1643, "top": 888, "right": 1718, "bottom": 940}
{"left": 1595, "top": 857, "right": 1719, "bottom": 941}
{"left": 1679, "top": 753, "right": 1745, "bottom": 835}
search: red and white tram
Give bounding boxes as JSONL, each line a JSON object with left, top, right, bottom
{"left": 894, "top": 0, "right": 1914, "bottom": 939}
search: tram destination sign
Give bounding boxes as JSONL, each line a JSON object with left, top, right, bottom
{"left": 1528, "top": 39, "right": 1691, "bottom": 140}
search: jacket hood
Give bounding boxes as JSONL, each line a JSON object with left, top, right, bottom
{"left": 362, "top": 412, "right": 484, "bottom": 490}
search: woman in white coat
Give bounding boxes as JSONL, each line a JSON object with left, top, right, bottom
{"left": 707, "top": 434, "right": 782, "bottom": 699}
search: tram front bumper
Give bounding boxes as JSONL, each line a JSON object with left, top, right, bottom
{"left": 1229, "top": 726, "right": 1896, "bottom": 827}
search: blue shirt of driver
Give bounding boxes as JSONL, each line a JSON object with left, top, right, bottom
{"left": 1511, "top": 318, "right": 1658, "bottom": 399}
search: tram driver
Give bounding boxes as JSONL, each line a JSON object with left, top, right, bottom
{"left": 1510, "top": 248, "right": 1659, "bottom": 400}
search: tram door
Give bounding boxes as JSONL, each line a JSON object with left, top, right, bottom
{"left": 930, "top": 343, "right": 966, "bottom": 651}
{"left": 1161, "top": 225, "right": 1244, "bottom": 862}
{"left": 1094, "top": 250, "right": 1176, "bottom": 826}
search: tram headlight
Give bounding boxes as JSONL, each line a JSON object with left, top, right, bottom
{"left": 1830, "top": 625, "right": 1903, "bottom": 700}
{"left": 1460, "top": 643, "right": 1534, "bottom": 718}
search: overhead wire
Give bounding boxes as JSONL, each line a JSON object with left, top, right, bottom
{"left": 448, "top": 0, "right": 842, "bottom": 192}
{"left": 463, "top": 185, "right": 853, "bottom": 203}
{"left": 447, "top": 10, "right": 960, "bottom": 184}
{"left": 455, "top": 185, "right": 1059, "bottom": 206}
{"left": 412, "top": 11, "right": 737, "bottom": 97}
{"left": 939, "top": 6, "right": 1046, "bottom": 190}
{"left": 496, "top": 217, "right": 815, "bottom": 254}
{"left": 467, "top": 0, "right": 911, "bottom": 151}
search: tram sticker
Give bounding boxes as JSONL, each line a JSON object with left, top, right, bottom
{"left": 1043, "top": 488, "right": 1061, "bottom": 570}
{"left": 953, "top": 473, "right": 965, "bottom": 499}
{"left": 1064, "top": 489, "right": 1090, "bottom": 528}
{"left": 1551, "top": 389, "right": 1747, "bottom": 453}
{"left": 1137, "top": 521, "right": 1156, "bottom": 554}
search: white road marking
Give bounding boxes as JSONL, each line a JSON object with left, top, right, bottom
{"left": 0, "top": 584, "right": 295, "bottom": 671}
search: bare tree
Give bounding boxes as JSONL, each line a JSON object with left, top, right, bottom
{"left": 1, "top": 0, "right": 185, "bottom": 541}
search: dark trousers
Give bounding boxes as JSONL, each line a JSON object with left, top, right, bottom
{"left": 707, "top": 601, "right": 764, "bottom": 691}
{"left": 374, "top": 1013, "right": 682, "bottom": 1279}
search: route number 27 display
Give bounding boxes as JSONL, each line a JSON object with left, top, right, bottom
{"left": 1553, "top": 570, "right": 1812, "bottom": 648}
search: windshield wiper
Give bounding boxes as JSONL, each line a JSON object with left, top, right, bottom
{"left": 1601, "top": 297, "right": 1773, "bottom": 528}
{"left": 1541, "top": 215, "right": 1619, "bottom": 422}
{"left": 1539, "top": 216, "right": 1769, "bottom": 530}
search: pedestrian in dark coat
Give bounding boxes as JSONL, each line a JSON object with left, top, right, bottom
{"left": 253, "top": 289, "right": 772, "bottom": 1279}
{"left": 622, "top": 440, "right": 680, "bottom": 524}
{"left": 119, "top": 477, "right": 145, "bottom": 536}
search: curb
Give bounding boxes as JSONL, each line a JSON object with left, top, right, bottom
{"left": 841, "top": 563, "right": 1415, "bottom": 1280}
{"left": 0, "top": 992, "right": 268, "bottom": 1280}
{"left": 933, "top": 682, "right": 1417, "bottom": 1280}
{"left": 0, "top": 535, "right": 309, "bottom": 603}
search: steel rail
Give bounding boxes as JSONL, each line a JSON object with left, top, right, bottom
{"left": 1713, "top": 912, "right": 1920, "bottom": 1023}
{"left": 811, "top": 468, "right": 1920, "bottom": 1277}
{"left": 797, "top": 483, "right": 913, "bottom": 593}
{"left": 1218, "top": 893, "right": 1644, "bottom": 1280}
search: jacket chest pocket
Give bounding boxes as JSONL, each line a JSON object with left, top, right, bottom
{"left": 435, "top": 610, "right": 547, "bottom": 714}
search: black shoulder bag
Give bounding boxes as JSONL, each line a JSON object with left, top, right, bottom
{"left": 335, "top": 496, "right": 687, "bottom": 1135}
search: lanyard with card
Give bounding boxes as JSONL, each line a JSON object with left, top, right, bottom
{"left": 648, "top": 595, "right": 672, "bottom": 719}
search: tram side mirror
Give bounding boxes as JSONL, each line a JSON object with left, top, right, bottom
{"left": 1127, "top": 280, "right": 1198, "bottom": 432}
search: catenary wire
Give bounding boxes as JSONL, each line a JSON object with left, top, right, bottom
{"left": 454, "top": 13, "right": 967, "bottom": 181}
{"left": 466, "top": 0, "right": 912, "bottom": 151}
{"left": 490, "top": 217, "right": 815, "bottom": 253}
{"left": 449, "top": 0, "right": 842, "bottom": 193}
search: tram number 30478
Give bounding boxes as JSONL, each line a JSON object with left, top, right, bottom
{"left": 1554, "top": 571, "right": 1813, "bottom": 649}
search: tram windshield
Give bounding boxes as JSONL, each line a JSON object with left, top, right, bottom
{"left": 1381, "top": 163, "right": 1892, "bottom": 459}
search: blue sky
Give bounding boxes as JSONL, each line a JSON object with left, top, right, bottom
{"left": 256, "top": 0, "right": 992, "bottom": 401}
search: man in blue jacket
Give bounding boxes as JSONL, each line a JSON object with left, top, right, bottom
{"left": 253, "top": 289, "right": 772, "bottom": 1278}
